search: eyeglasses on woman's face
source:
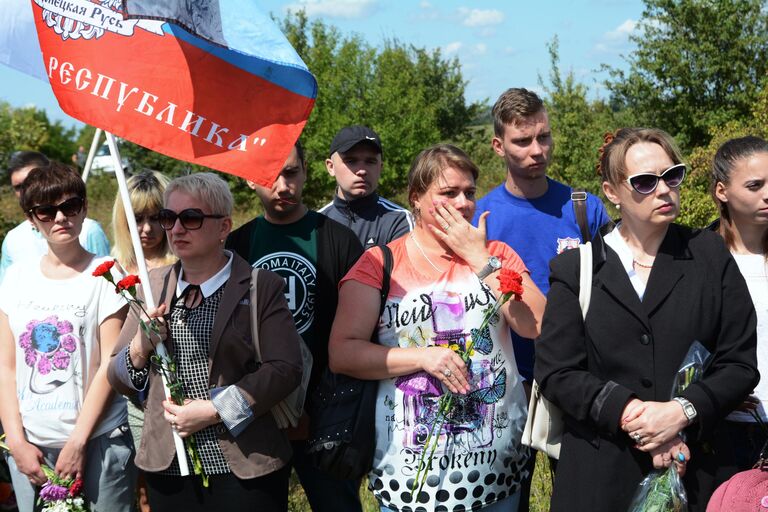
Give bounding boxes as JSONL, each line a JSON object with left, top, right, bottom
{"left": 625, "top": 163, "right": 686, "bottom": 195}
{"left": 157, "top": 208, "right": 225, "bottom": 231}
{"left": 27, "top": 196, "right": 85, "bottom": 222}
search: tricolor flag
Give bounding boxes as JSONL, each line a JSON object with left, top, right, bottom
{"left": 24, "top": 0, "right": 317, "bottom": 187}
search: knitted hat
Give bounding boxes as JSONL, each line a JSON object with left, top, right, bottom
{"left": 707, "top": 468, "right": 768, "bottom": 511}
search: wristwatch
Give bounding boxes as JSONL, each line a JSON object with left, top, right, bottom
{"left": 673, "top": 396, "right": 697, "bottom": 425}
{"left": 476, "top": 256, "right": 502, "bottom": 280}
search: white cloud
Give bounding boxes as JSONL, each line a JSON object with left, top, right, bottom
{"left": 458, "top": 8, "right": 504, "bottom": 27}
{"left": 442, "top": 41, "right": 463, "bottom": 55}
{"left": 473, "top": 43, "right": 487, "bottom": 55}
{"left": 604, "top": 19, "right": 637, "bottom": 41}
{"left": 285, "top": 0, "right": 378, "bottom": 19}
{"left": 419, "top": 0, "right": 432, "bottom": 7}
{"left": 503, "top": 46, "right": 517, "bottom": 56}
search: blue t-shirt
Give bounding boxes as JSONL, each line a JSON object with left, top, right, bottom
{"left": 473, "top": 178, "right": 611, "bottom": 380}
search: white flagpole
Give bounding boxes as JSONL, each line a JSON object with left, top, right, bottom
{"left": 105, "top": 132, "right": 191, "bottom": 476}
{"left": 80, "top": 128, "right": 102, "bottom": 183}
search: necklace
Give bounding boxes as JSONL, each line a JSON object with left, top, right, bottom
{"left": 632, "top": 258, "right": 654, "bottom": 269}
{"left": 410, "top": 232, "right": 444, "bottom": 273}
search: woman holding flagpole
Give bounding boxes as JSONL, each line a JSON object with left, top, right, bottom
{"left": 0, "top": 162, "right": 135, "bottom": 512}
{"left": 108, "top": 173, "right": 303, "bottom": 511}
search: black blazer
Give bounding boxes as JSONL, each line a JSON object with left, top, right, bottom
{"left": 534, "top": 223, "right": 758, "bottom": 512}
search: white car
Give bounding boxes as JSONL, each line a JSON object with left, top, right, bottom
{"left": 90, "top": 143, "right": 131, "bottom": 174}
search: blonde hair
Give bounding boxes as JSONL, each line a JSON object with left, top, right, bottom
{"left": 164, "top": 172, "right": 233, "bottom": 216}
{"left": 111, "top": 171, "right": 176, "bottom": 272}
{"left": 407, "top": 144, "right": 479, "bottom": 208}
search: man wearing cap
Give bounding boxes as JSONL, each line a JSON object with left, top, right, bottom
{"left": 226, "top": 141, "right": 364, "bottom": 512}
{"left": 319, "top": 125, "right": 412, "bottom": 249}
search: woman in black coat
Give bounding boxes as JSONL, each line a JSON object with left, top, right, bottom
{"left": 534, "top": 128, "right": 758, "bottom": 512}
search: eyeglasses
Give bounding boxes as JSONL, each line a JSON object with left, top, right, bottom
{"left": 27, "top": 197, "right": 85, "bottom": 222}
{"left": 625, "top": 163, "right": 686, "bottom": 195}
{"left": 157, "top": 208, "right": 225, "bottom": 230}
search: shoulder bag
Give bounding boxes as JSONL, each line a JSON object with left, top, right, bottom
{"left": 522, "top": 241, "right": 592, "bottom": 459}
{"left": 249, "top": 268, "right": 314, "bottom": 429}
{"left": 306, "top": 245, "right": 393, "bottom": 480}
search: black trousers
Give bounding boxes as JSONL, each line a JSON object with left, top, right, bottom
{"left": 145, "top": 465, "right": 290, "bottom": 512}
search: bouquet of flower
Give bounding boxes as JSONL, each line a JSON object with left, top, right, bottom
{"left": 0, "top": 435, "right": 88, "bottom": 512}
{"left": 92, "top": 261, "right": 208, "bottom": 487}
{"left": 410, "top": 267, "right": 523, "bottom": 497}
{"left": 627, "top": 341, "right": 712, "bottom": 512}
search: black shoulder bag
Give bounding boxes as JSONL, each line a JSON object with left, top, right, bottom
{"left": 306, "top": 245, "right": 393, "bottom": 480}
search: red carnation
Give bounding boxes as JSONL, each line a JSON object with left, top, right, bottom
{"left": 117, "top": 275, "right": 141, "bottom": 292}
{"left": 497, "top": 268, "right": 524, "bottom": 301}
{"left": 69, "top": 477, "right": 84, "bottom": 497}
{"left": 92, "top": 260, "right": 115, "bottom": 278}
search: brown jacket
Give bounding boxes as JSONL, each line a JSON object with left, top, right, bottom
{"left": 107, "top": 254, "right": 303, "bottom": 479}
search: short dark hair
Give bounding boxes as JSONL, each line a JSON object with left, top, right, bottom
{"left": 7, "top": 150, "right": 49, "bottom": 181}
{"left": 294, "top": 139, "right": 305, "bottom": 167}
{"left": 20, "top": 162, "right": 86, "bottom": 214}
{"left": 492, "top": 88, "right": 545, "bottom": 137}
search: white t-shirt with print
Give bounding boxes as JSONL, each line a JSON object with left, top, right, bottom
{"left": 0, "top": 256, "right": 128, "bottom": 448}
{"left": 727, "top": 254, "right": 768, "bottom": 422}
{"left": 343, "top": 238, "right": 531, "bottom": 511}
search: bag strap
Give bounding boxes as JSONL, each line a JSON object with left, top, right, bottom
{"left": 249, "top": 268, "right": 262, "bottom": 363}
{"left": 379, "top": 245, "right": 393, "bottom": 318}
{"left": 571, "top": 189, "right": 591, "bottom": 244}
{"left": 578, "top": 243, "right": 592, "bottom": 319}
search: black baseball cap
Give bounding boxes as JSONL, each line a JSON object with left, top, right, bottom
{"left": 328, "top": 125, "right": 382, "bottom": 157}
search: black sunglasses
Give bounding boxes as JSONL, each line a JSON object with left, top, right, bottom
{"left": 625, "top": 163, "right": 686, "bottom": 195}
{"left": 28, "top": 197, "right": 85, "bottom": 222}
{"left": 157, "top": 208, "right": 225, "bottom": 231}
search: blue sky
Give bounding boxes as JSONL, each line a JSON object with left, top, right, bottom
{"left": 0, "top": 0, "right": 644, "bottom": 128}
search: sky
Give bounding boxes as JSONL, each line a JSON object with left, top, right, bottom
{"left": 0, "top": 0, "right": 645, "bottom": 128}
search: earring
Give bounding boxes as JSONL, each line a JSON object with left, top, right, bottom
{"left": 219, "top": 239, "right": 224, "bottom": 244}
{"left": 614, "top": 204, "right": 621, "bottom": 210}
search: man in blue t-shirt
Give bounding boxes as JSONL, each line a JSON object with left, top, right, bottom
{"left": 473, "top": 87, "right": 610, "bottom": 506}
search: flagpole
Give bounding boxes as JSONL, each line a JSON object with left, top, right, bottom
{"left": 80, "top": 128, "right": 102, "bottom": 182}
{"left": 105, "top": 132, "right": 191, "bottom": 477}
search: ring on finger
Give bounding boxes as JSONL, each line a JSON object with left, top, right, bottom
{"left": 631, "top": 432, "right": 642, "bottom": 444}
{"left": 443, "top": 368, "right": 452, "bottom": 378}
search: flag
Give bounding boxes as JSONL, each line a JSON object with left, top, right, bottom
{"left": 0, "top": 0, "right": 47, "bottom": 80}
{"left": 28, "top": 0, "right": 317, "bottom": 187}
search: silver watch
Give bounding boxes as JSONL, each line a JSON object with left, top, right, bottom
{"left": 673, "top": 396, "right": 697, "bottom": 424}
{"left": 476, "top": 256, "right": 502, "bottom": 280}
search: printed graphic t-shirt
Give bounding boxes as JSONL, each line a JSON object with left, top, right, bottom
{"left": 242, "top": 213, "right": 318, "bottom": 352}
{"left": 0, "top": 256, "right": 127, "bottom": 448}
{"left": 342, "top": 237, "right": 531, "bottom": 511}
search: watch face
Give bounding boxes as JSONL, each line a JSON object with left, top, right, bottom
{"left": 489, "top": 256, "right": 502, "bottom": 269}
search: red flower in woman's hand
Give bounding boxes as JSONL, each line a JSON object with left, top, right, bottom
{"left": 69, "top": 477, "right": 84, "bottom": 497}
{"left": 497, "top": 268, "right": 524, "bottom": 301}
{"left": 92, "top": 260, "right": 116, "bottom": 278}
{"left": 117, "top": 275, "right": 141, "bottom": 292}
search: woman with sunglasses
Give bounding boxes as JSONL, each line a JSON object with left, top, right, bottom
{"left": 534, "top": 128, "right": 758, "bottom": 512}
{"left": 111, "top": 170, "right": 177, "bottom": 512}
{"left": 107, "top": 173, "right": 303, "bottom": 511}
{"left": 0, "top": 162, "right": 136, "bottom": 512}
{"left": 708, "top": 136, "right": 768, "bottom": 481}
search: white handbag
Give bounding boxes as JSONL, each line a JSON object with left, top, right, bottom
{"left": 522, "top": 242, "right": 592, "bottom": 459}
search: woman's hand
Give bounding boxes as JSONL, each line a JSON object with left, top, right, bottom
{"left": 130, "top": 304, "right": 167, "bottom": 367}
{"left": 7, "top": 438, "right": 46, "bottom": 486}
{"left": 54, "top": 435, "right": 86, "bottom": 482}
{"left": 735, "top": 395, "right": 760, "bottom": 412}
{"left": 622, "top": 400, "right": 689, "bottom": 451}
{"left": 649, "top": 436, "right": 690, "bottom": 476}
{"left": 429, "top": 202, "right": 490, "bottom": 272}
{"left": 419, "top": 347, "right": 471, "bottom": 394}
{"left": 162, "top": 399, "right": 219, "bottom": 438}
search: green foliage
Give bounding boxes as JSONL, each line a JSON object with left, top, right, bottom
{"left": 0, "top": 101, "right": 52, "bottom": 174}
{"left": 604, "top": 0, "right": 768, "bottom": 149}
{"left": 539, "top": 37, "right": 623, "bottom": 198}
{"left": 279, "top": 10, "right": 483, "bottom": 207}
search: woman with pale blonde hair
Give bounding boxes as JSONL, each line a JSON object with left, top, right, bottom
{"left": 111, "top": 170, "right": 176, "bottom": 275}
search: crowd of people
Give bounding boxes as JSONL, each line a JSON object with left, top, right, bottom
{"left": 0, "top": 87, "right": 765, "bottom": 512}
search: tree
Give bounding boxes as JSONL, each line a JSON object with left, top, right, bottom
{"left": 539, "top": 38, "right": 623, "bottom": 197}
{"left": 604, "top": 0, "right": 768, "bottom": 150}
{"left": 278, "top": 11, "right": 483, "bottom": 205}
